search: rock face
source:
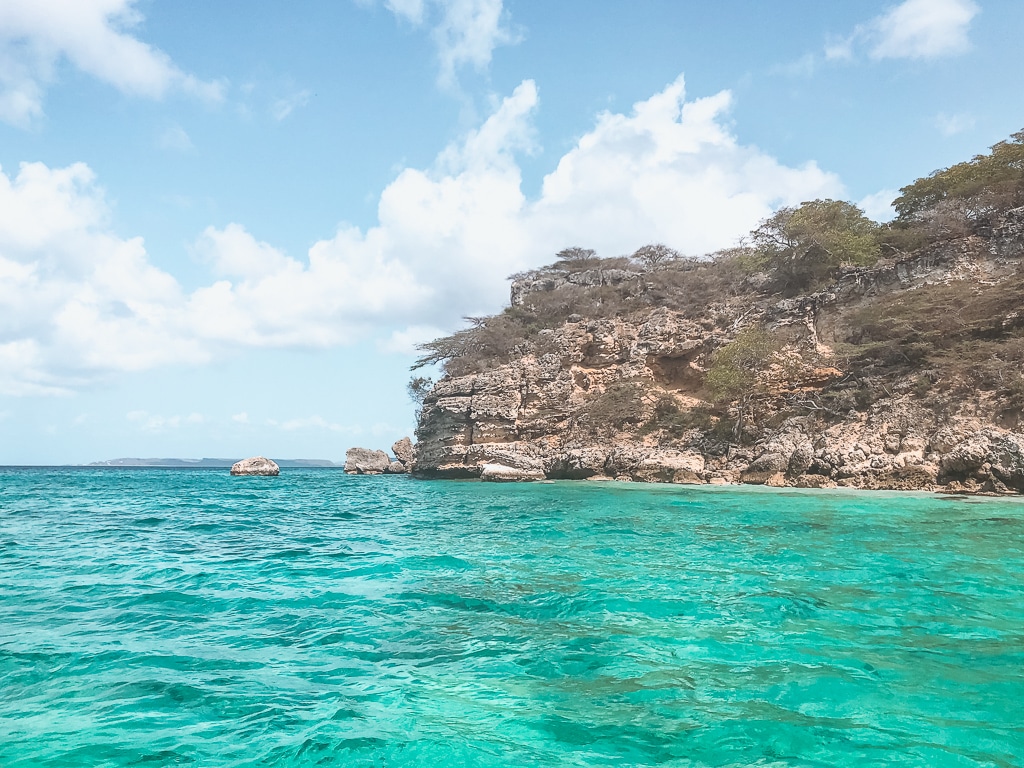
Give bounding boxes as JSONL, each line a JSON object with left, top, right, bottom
{"left": 413, "top": 208, "right": 1024, "bottom": 494}
{"left": 344, "top": 447, "right": 392, "bottom": 475}
{"left": 230, "top": 456, "right": 280, "bottom": 476}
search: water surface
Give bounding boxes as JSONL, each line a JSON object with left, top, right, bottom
{"left": 1, "top": 468, "right": 1022, "bottom": 766}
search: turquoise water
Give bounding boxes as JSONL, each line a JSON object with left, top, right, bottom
{"left": 1, "top": 469, "right": 1022, "bottom": 767}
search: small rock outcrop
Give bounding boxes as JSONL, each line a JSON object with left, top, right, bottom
{"left": 344, "top": 438, "right": 418, "bottom": 475}
{"left": 230, "top": 456, "right": 280, "bottom": 476}
{"left": 392, "top": 437, "right": 416, "bottom": 467}
{"left": 344, "top": 447, "right": 392, "bottom": 475}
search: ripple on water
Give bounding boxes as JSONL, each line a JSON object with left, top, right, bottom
{"left": 0, "top": 469, "right": 1022, "bottom": 767}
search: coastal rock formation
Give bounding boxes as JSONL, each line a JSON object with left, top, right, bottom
{"left": 344, "top": 438, "right": 418, "bottom": 475}
{"left": 392, "top": 437, "right": 416, "bottom": 467}
{"left": 412, "top": 200, "right": 1024, "bottom": 494}
{"left": 230, "top": 456, "right": 280, "bottom": 476}
{"left": 344, "top": 447, "right": 391, "bottom": 475}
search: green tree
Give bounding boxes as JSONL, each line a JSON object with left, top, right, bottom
{"left": 705, "top": 328, "right": 778, "bottom": 442}
{"left": 893, "top": 129, "right": 1024, "bottom": 223}
{"left": 750, "top": 199, "right": 880, "bottom": 294}
{"left": 407, "top": 375, "right": 435, "bottom": 421}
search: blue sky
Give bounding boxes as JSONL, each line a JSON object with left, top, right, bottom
{"left": 1, "top": 0, "right": 1022, "bottom": 464}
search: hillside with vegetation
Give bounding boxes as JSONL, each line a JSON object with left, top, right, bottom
{"left": 408, "top": 131, "right": 1024, "bottom": 493}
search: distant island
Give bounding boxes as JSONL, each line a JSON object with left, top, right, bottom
{"left": 88, "top": 458, "right": 341, "bottom": 468}
{"left": 407, "top": 130, "right": 1024, "bottom": 494}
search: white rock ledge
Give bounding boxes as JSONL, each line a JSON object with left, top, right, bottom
{"left": 480, "top": 463, "right": 546, "bottom": 482}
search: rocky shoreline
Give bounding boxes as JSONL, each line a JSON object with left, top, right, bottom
{"left": 404, "top": 207, "right": 1024, "bottom": 496}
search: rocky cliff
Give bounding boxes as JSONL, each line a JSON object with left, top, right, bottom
{"left": 413, "top": 206, "right": 1024, "bottom": 494}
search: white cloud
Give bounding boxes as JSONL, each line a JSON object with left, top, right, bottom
{"left": 384, "top": 0, "right": 426, "bottom": 24}
{"left": 0, "top": 0, "right": 223, "bottom": 126}
{"left": 0, "top": 74, "right": 842, "bottom": 395}
{"left": 830, "top": 0, "right": 979, "bottom": 63}
{"left": 157, "top": 124, "right": 194, "bottom": 152}
{"left": 271, "top": 415, "right": 358, "bottom": 433}
{"left": 271, "top": 89, "right": 310, "bottom": 121}
{"left": 824, "top": 37, "right": 854, "bottom": 62}
{"left": 859, "top": 189, "right": 898, "bottom": 223}
{"left": 370, "top": 0, "right": 516, "bottom": 86}
{"left": 432, "top": 0, "right": 515, "bottom": 86}
{"left": 936, "top": 111, "right": 976, "bottom": 136}
{"left": 0, "top": 161, "right": 207, "bottom": 395}
{"left": 770, "top": 53, "right": 818, "bottom": 78}
{"left": 871, "top": 0, "right": 979, "bottom": 59}
{"left": 127, "top": 410, "right": 204, "bottom": 432}
{"left": 378, "top": 324, "right": 447, "bottom": 355}
{"left": 232, "top": 411, "right": 250, "bottom": 424}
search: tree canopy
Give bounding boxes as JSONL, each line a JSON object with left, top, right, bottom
{"left": 749, "top": 199, "right": 880, "bottom": 293}
{"left": 893, "top": 130, "right": 1024, "bottom": 223}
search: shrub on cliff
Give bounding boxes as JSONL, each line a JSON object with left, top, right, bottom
{"left": 705, "top": 328, "right": 780, "bottom": 442}
{"left": 573, "top": 382, "right": 647, "bottom": 436}
{"left": 641, "top": 396, "right": 713, "bottom": 439}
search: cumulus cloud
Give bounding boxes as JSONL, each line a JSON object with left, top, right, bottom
{"left": 0, "top": 0, "right": 223, "bottom": 126}
{"left": 0, "top": 161, "right": 205, "bottom": 395}
{"left": 0, "top": 74, "right": 843, "bottom": 395}
{"left": 370, "top": 0, "right": 516, "bottom": 86}
{"left": 828, "top": 0, "right": 979, "bottom": 62}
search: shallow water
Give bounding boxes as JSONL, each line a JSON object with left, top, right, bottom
{"left": 0, "top": 468, "right": 1022, "bottom": 767}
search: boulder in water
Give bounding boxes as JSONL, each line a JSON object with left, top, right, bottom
{"left": 231, "top": 456, "right": 280, "bottom": 476}
{"left": 345, "top": 447, "right": 392, "bottom": 474}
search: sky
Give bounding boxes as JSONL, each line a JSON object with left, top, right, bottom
{"left": 1, "top": 0, "right": 1022, "bottom": 464}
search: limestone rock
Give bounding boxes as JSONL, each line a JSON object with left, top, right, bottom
{"left": 547, "top": 448, "right": 611, "bottom": 479}
{"left": 740, "top": 452, "right": 788, "bottom": 484}
{"left": 632, "top": 450, "right": 705, "bottom": 484}
{"left": 480, "top": 463, "right": 546, "bottom": 482}
{"left": 230, "top": 456, "right": 280, "bottom": 476}
{"left": 392, "top": 437, "right": 416, "bottom": 466}
{"left": 385, "top": 461, "right": 408, "bottom": 474}
{"left": 344, "top": 447, "right": 391, "bottom": 475}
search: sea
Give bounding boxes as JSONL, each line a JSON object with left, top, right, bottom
{"left": 1, "top": 467, "right": 1022, "bottom": 767}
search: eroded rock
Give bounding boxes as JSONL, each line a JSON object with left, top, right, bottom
{"left": 480, "top": 463, "right": 546, "bottom": 482}
{"left": 392, "top": 437, "right": 416, "bottom": 466}
{"left": 344, "top": 447, "right": 391, "bottom": 475}
{"left": 230, "top": 456, "right": 280, "bottom": 476}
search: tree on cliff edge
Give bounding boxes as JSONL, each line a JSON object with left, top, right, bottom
{"left": 751, "top": 199, "right": 880, "bottom": 294}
